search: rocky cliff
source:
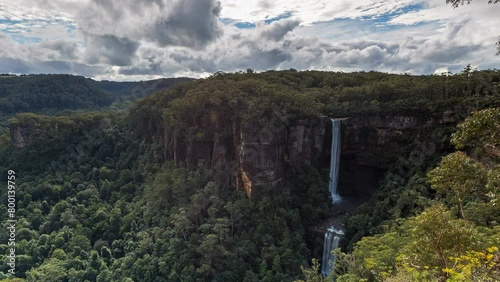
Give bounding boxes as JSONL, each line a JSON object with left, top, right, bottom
{"left": 336, "top": 112, "right": 456, "bottom": 197}
{"left": 332, "top": 116, "right": 419, "bottom": 198}
{"left": 10, "top": 111, "right": 456, "bottom": 198}
{"left": 163, "top": 113, "right": 329, "bottom": 197}
{"left": 162, "top": 112, "right": 452, "bottom": 198}
{"left": 10, "top": 123, "right": 31, "bottom": 148}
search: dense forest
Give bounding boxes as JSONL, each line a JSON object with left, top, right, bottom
{"left": 0, "top": 74, "right": 192, "bottom": 114}
{"left": 0, "top": 69, "right": 499, "bottom": 281}
{"left": 0, "top": 75, "right": 113, "bottom": 114}
{"left": 0, "top": 74, "right": 190, "bottom": 134}
{"left": 95, "top": 77, "right": 194, "bottom": 102}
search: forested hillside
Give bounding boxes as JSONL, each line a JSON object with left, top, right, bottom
{"left": 94, "top": 77, "right": 194, "bottom": 102}
{"left": 0, "top": 75, "right": 113, "bottom": 114}
{"left": 0, "top": 75, "right": 193, "bottom": 114}
{"left": 0, "top": 74, "right": 191, "bottom": 134}
{"left": 328, "top": 108, "right": 500, "bottom": 282}
{"left": 0, "top": 69, "right": 499, "bottom": 281}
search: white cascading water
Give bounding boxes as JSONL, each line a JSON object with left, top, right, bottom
{"left": 329, "top": 119, "right": 342, "bottom": 204}
{"left": 322, "top": 119, "right": 344, "bottom": 278}
{"left": 321, "top": 227, "right": 344, "bottom": 277}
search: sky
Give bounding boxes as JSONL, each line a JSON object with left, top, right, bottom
{"left": 0, "top": 0, "right": 499, "bottom": 81}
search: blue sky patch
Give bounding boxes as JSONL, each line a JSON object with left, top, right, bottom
{"left": 219, "top": 18, "right": 234, "bottom": 25}
{"left": 235, "top": 22, "right": 256, "bottom": 29}
{"left": 221, "top": 11, "right": 293, "bottom": 29}
{"left": 1, "top": 17, "right": 76, "bottom": 43}
{"left": 305, "top": 16, "right": 438, "bottom": 42}
{"left": 220, "top": 17, "right": 256, "bottom": 28}
{"left": 9, "top": 34, "right": 42, "bottom": 44}
{"left": 360, "top": 3, "right": 425, "bottom": 25}
{"left": 264, "top": 11, "right": 293, "bottom": 24}
{"left": 0, "top": 19, "right": 19, "bottom": 24}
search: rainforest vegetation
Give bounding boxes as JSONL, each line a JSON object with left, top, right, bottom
{"left": 0, "top": 74, "right": 190, "bottom": 134}
{"left": 0, "top": 69, "right": 499, "bottom": 281}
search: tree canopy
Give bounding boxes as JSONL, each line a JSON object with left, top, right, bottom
{"left": 0, "top": 70, "right": 499, "bottom": 281}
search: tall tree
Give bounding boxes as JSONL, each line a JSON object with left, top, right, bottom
{"left": 427, "top": 152, "right": 488, "bottom": 219}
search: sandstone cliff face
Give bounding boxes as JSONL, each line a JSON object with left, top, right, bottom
{"left": 10, "top": 111, "right": 455, "bottom": 198}
{"left": 10, "top": 124, "right": 32, "bottom": 148}
{"left": 332, "top": 116, "right": 421, "bottom": 197}
{"left": 165, "top": 115, "right": 329, "bottom": 197}
{"left": 341, "top": 116, "right": 419, "bottom": 167}
{"left": 237, "top": 117, "right": 328, "bottom": 197}
{"left": 336, "top": 113, "right": 456, "bottom": 197}
{"left": 200, "top": 113, "right": 438, "bottom": 199}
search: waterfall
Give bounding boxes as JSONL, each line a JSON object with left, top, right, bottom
{"left": 329, "top": 119, "right": 342, "bottom": 203}
{"left": 321, "top": 227, "right": 343, "bottom": 277}
{"left": 322, "top": 119, "right": 344, "bottom": 278}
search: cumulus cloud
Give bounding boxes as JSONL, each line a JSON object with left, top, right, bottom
{"left": 0, "top": 55, "right": 109, "bottom": 77}
{"left": 0, "top": 57, "right": 30, "bottom": 73}
{"left": 219, "top": 0, "right": 420, "bottom": 24}
{"left": 146, "top": 0, "right": 222, "bottom": 48}
{"left": 79, "top": 0, "right": 222, "bottom": 49}
{"left": 84, "top": 34, "right": 139, "bottom": 66}
{"left": 260, "top": 19, "right": 300, "bottom": 41}
{"left": 39, "top": 40, "right": 80, "bottom": 60}
{"left": 0, "top": 0, "right": 499, "bottom": 80}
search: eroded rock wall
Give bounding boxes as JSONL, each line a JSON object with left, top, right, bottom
{"left": 10, "top": 111, "right": 455, "bottom": 198}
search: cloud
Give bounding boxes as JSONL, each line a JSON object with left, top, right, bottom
{"left": 389, "top": 5, "right": 451, "bottom": 25}
{"left": 0, "top": 0, "right": 499, "bottom": 80}
{"left": 0, "top": 56, "right": 109, "bottom": 77}
{"left": 260, "top": 19, "right": 300, "bottom": 41}
{"left": 146, "top": 0, "right": 222, "bottom": 48}
{"left": 39, "top": 40, "right": 80, "bottom": 60}
{"left": 0, "top": 57, "right": 30, "bottom": 73}
{"left": 219, "top": 0, "right": 421, "bottom": 24}
{"left": 335, "top": 45, "right": 388, "bottom": 67}
{"left": 84, "top": 34, "right": 139, "bottom": 66}
{"left": 434, "top": 67, "right": 449, "bottom": 75}
{"left": 421, "top": 44, "right": 481, "bottom": 63}
{"left": 78, "top": 0, "right": 222, "bottom": 49}
{"left": 257, "top": 0, "right": 273, "bottom": 10}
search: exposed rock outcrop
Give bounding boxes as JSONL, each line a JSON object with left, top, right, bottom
{"left": 10, "top": 124, "right": 33, "bottom": 148}
{"left": 9, "top": 111, "right": 455, "bottom": 199}
{"left": 341, "top": 116, "right": 419, "bottom": 167}
{"left": 162, "top": 114, "right": 329, "bottom": 197}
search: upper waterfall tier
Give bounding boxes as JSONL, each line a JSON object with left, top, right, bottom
{"left": 329, "top": 119, "right": 342, "bottom": 204}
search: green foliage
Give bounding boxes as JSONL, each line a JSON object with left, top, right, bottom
{"left": 0, "top": 74, "right": 113, "bottom": 114}
{"left": 26, "top": 258, "right": 67, "bottom": 282}
{"left": 289, "top": 165, "right": 332, "bottom": 225}
{"left": 337, "top": 104, "right": 500, "bottom": 281}
{"left": 428, "top": 152, "right": 488, "bottom": 218}
{"left": 336, "top": 204, "right": 500, "bottom": 281}
{"left": 130, "top": 70, "right": 500, "bottom": 145}
{"left": 401, "top": 205, "right": 481, "bottom": 271}
{"left": 295, "top": 258, "right": 334, "bottom": 282}
{"left": 95, "top": 77, "right": 193, "bottom": 101}
{"left": 353, "top": 231, "right": 408, "bottom": 280}
{"left": 442, "top": 246, "right": 500, "bottom": 281}
{"left": 1, "top": 70, "right": 500, "bottom": 281}
{"left": 0, "top": 74, "right": 191, "bottom": 116}
{"left": 451, "top": 107, "right": 500, "bottom": 150}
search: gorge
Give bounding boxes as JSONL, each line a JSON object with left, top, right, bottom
{"left": 2, "top": 70, "right": 499, "bottom": 281}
